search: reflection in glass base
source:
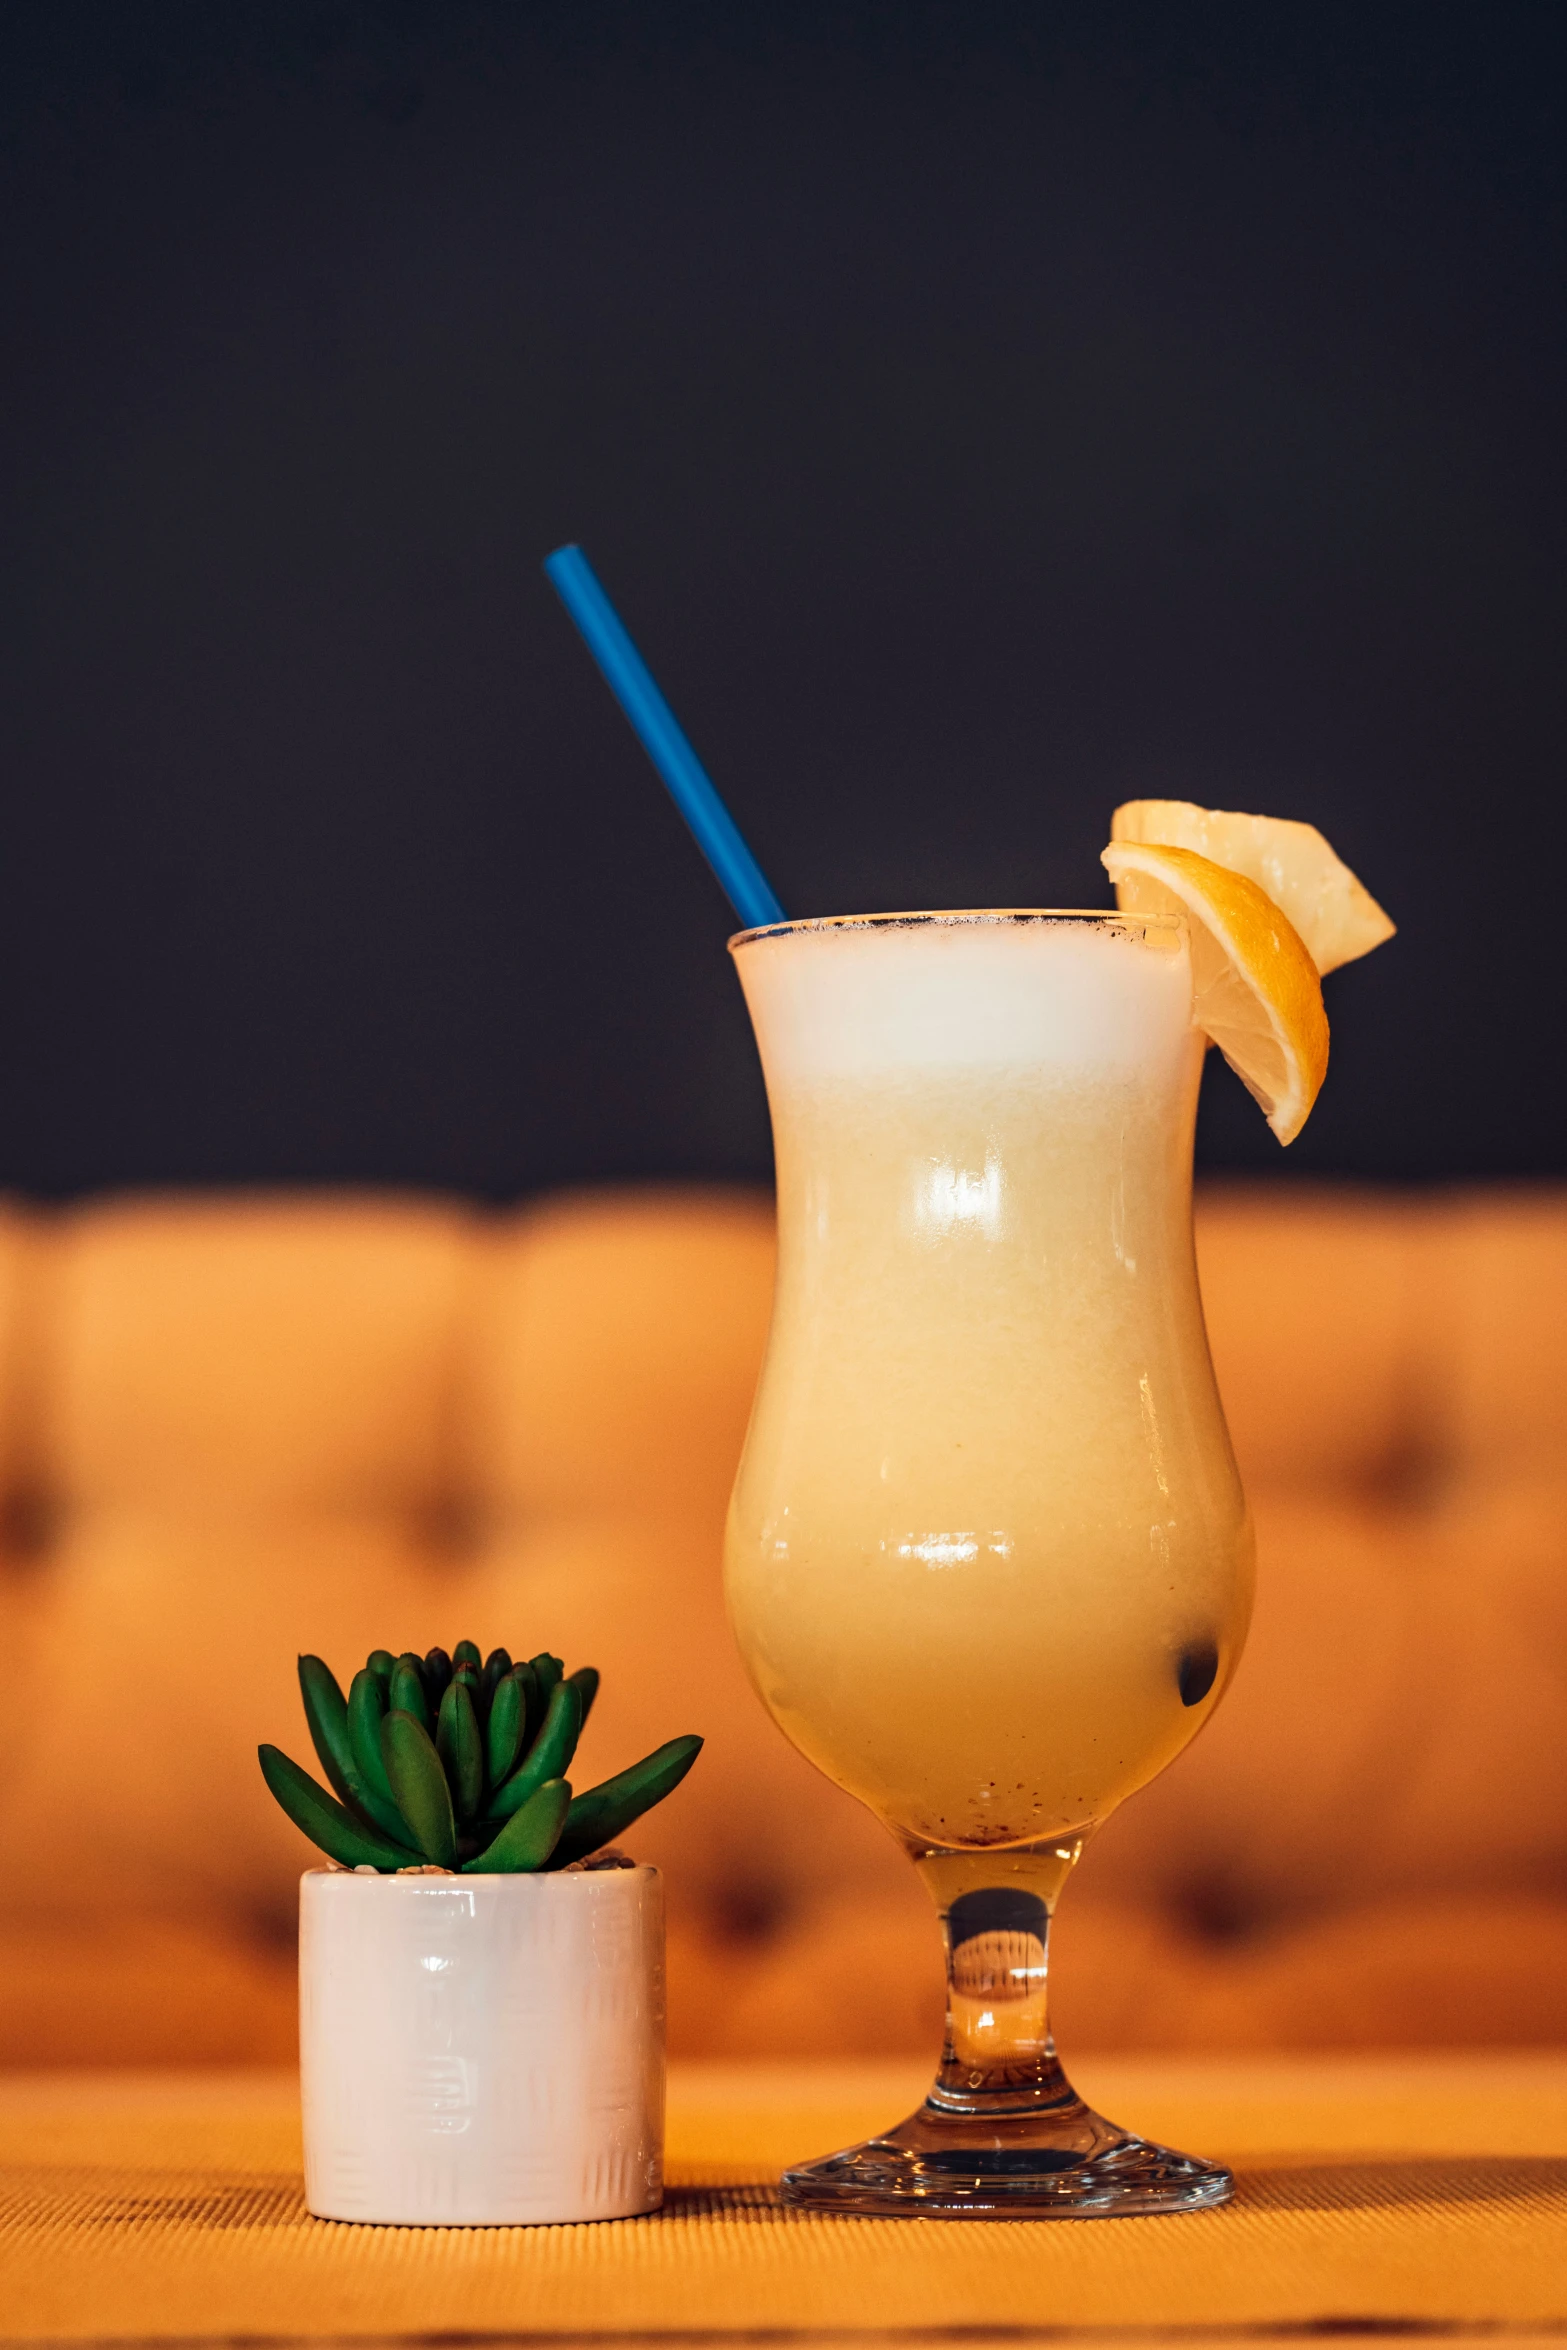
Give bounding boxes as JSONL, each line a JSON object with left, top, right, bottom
{"left": 780, "top": 2093, "right": 1233, "bottom": 2219}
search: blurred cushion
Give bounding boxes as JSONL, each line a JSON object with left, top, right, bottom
{"left": 35, "top": 1197, "right": 474, "bottom": 1517}
{"left": 0, "top": 1919, "right": 295, "bottom": 2068}
{"left": 1190, "top": 1190, "right": 1421, "bottom": 1492}
{"left": 0, "top": 1182, "right": 1561, "bottom": 2062}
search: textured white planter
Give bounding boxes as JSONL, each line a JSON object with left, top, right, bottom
{"left": 299, "top": 1864, "right": 664, "bottom": 2225}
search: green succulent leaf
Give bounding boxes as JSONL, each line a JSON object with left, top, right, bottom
{"left": 390, "top": 1657, "right": 430, "bottom": 1730}
{"left": 511, "top": 1659, "right": 539, "bottom": 1748}
{"left": 529, "top": 1652, "right": 563, "bottom": 1703}
{"left": 550, "top": 1734, "right": 703, "bottom": 1868}
{"left": 485, "top": 1670, "right": 525, "bottom": 1787}
{"left": 479, "top": 1647, "right": 512, "bottom": 1719}
{"left": 436, "top": 1676, "right": 484, "bottom": 1822}
{"left": 464, "top": 1777, "right": 571, "bottom": 1873}
{"left": 297, "top": 1656, "right": 358, "bottom": 1809}
{"left": 342, "top": 1670, "right": 421, "bottom": 1846}
{"left": 278, "top": 1642, "right": 699, "bottom": 1878}
{"left": 380, "top": 1708, "right": 457, "bottom": 1866}
{"left": 258, "top": 1744, "right": 411, "bottom": 1870}
{"left": 486, "top": 1680, "right": 583, "bottom": 1823}
{"left": 565, "top": 1665, "right": 600, "bottom": 1727}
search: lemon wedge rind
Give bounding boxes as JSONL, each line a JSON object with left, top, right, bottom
{"left": 1102, "top": 839, "right": 1330, "bottom": 1145}
{"left": 1110, "top": 799, "right": 1394, "bottom": 976}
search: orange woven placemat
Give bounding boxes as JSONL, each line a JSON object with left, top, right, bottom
{"left": 3, "top": 2056, "right": 1566, "bottom": 2342}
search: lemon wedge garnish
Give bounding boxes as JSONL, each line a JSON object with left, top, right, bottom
{"left": 1109, "top": 799, "right": 1394, "bottom": 975}
{"left": 1101, "top": 839, "right": 1330, "bottom": 1144}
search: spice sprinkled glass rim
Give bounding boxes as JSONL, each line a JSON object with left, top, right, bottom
{"left": 727, "top": 907, "right": 1186, "bottom": 951}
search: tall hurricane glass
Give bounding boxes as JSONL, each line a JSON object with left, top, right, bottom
{"left": 724, "top": 910, "right": 1254, "bottom": 2216}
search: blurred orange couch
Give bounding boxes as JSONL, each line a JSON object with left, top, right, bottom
{"left": 0, "top": 1184, "right": 1562, "bottom": 2067}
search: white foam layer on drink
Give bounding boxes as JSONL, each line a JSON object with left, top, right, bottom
{"left": 734, "top": 915, "right": 1193, "bottom": 1084}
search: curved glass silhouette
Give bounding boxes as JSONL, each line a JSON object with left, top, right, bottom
{"left": 725, "top": 910, "right": 1253, "bottom": 2216}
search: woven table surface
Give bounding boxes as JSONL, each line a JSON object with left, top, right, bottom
{"left": 3, "top": 2055, "right": 1565, "bottom": 2345}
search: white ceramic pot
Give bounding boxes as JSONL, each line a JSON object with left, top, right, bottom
{"left": 299, "top": 1863, "right": 664, "bottom": 2225}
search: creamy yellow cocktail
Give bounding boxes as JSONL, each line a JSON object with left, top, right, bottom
{"left": 726, "top": 910, "right": 1254, "bottom": 1858}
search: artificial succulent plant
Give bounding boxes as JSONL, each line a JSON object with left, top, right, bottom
{"left": 259, "top": 1641, "right": 701, "bottom": 1874}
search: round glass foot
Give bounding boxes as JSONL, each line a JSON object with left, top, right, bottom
{"left": 780, "top": 2097, "right": 1233, "bottom": 2219}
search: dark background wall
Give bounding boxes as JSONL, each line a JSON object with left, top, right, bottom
{"left": 1, "top": 2, "right": 1562, "bottom": 1200}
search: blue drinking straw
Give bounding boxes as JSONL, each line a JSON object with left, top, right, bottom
{"left": 543, "top": 543, "right": 786, "bottom": 931}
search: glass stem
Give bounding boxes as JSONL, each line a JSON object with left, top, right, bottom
{"left": 906, "top": 1836, "right": 1088, "bottom": 2119}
